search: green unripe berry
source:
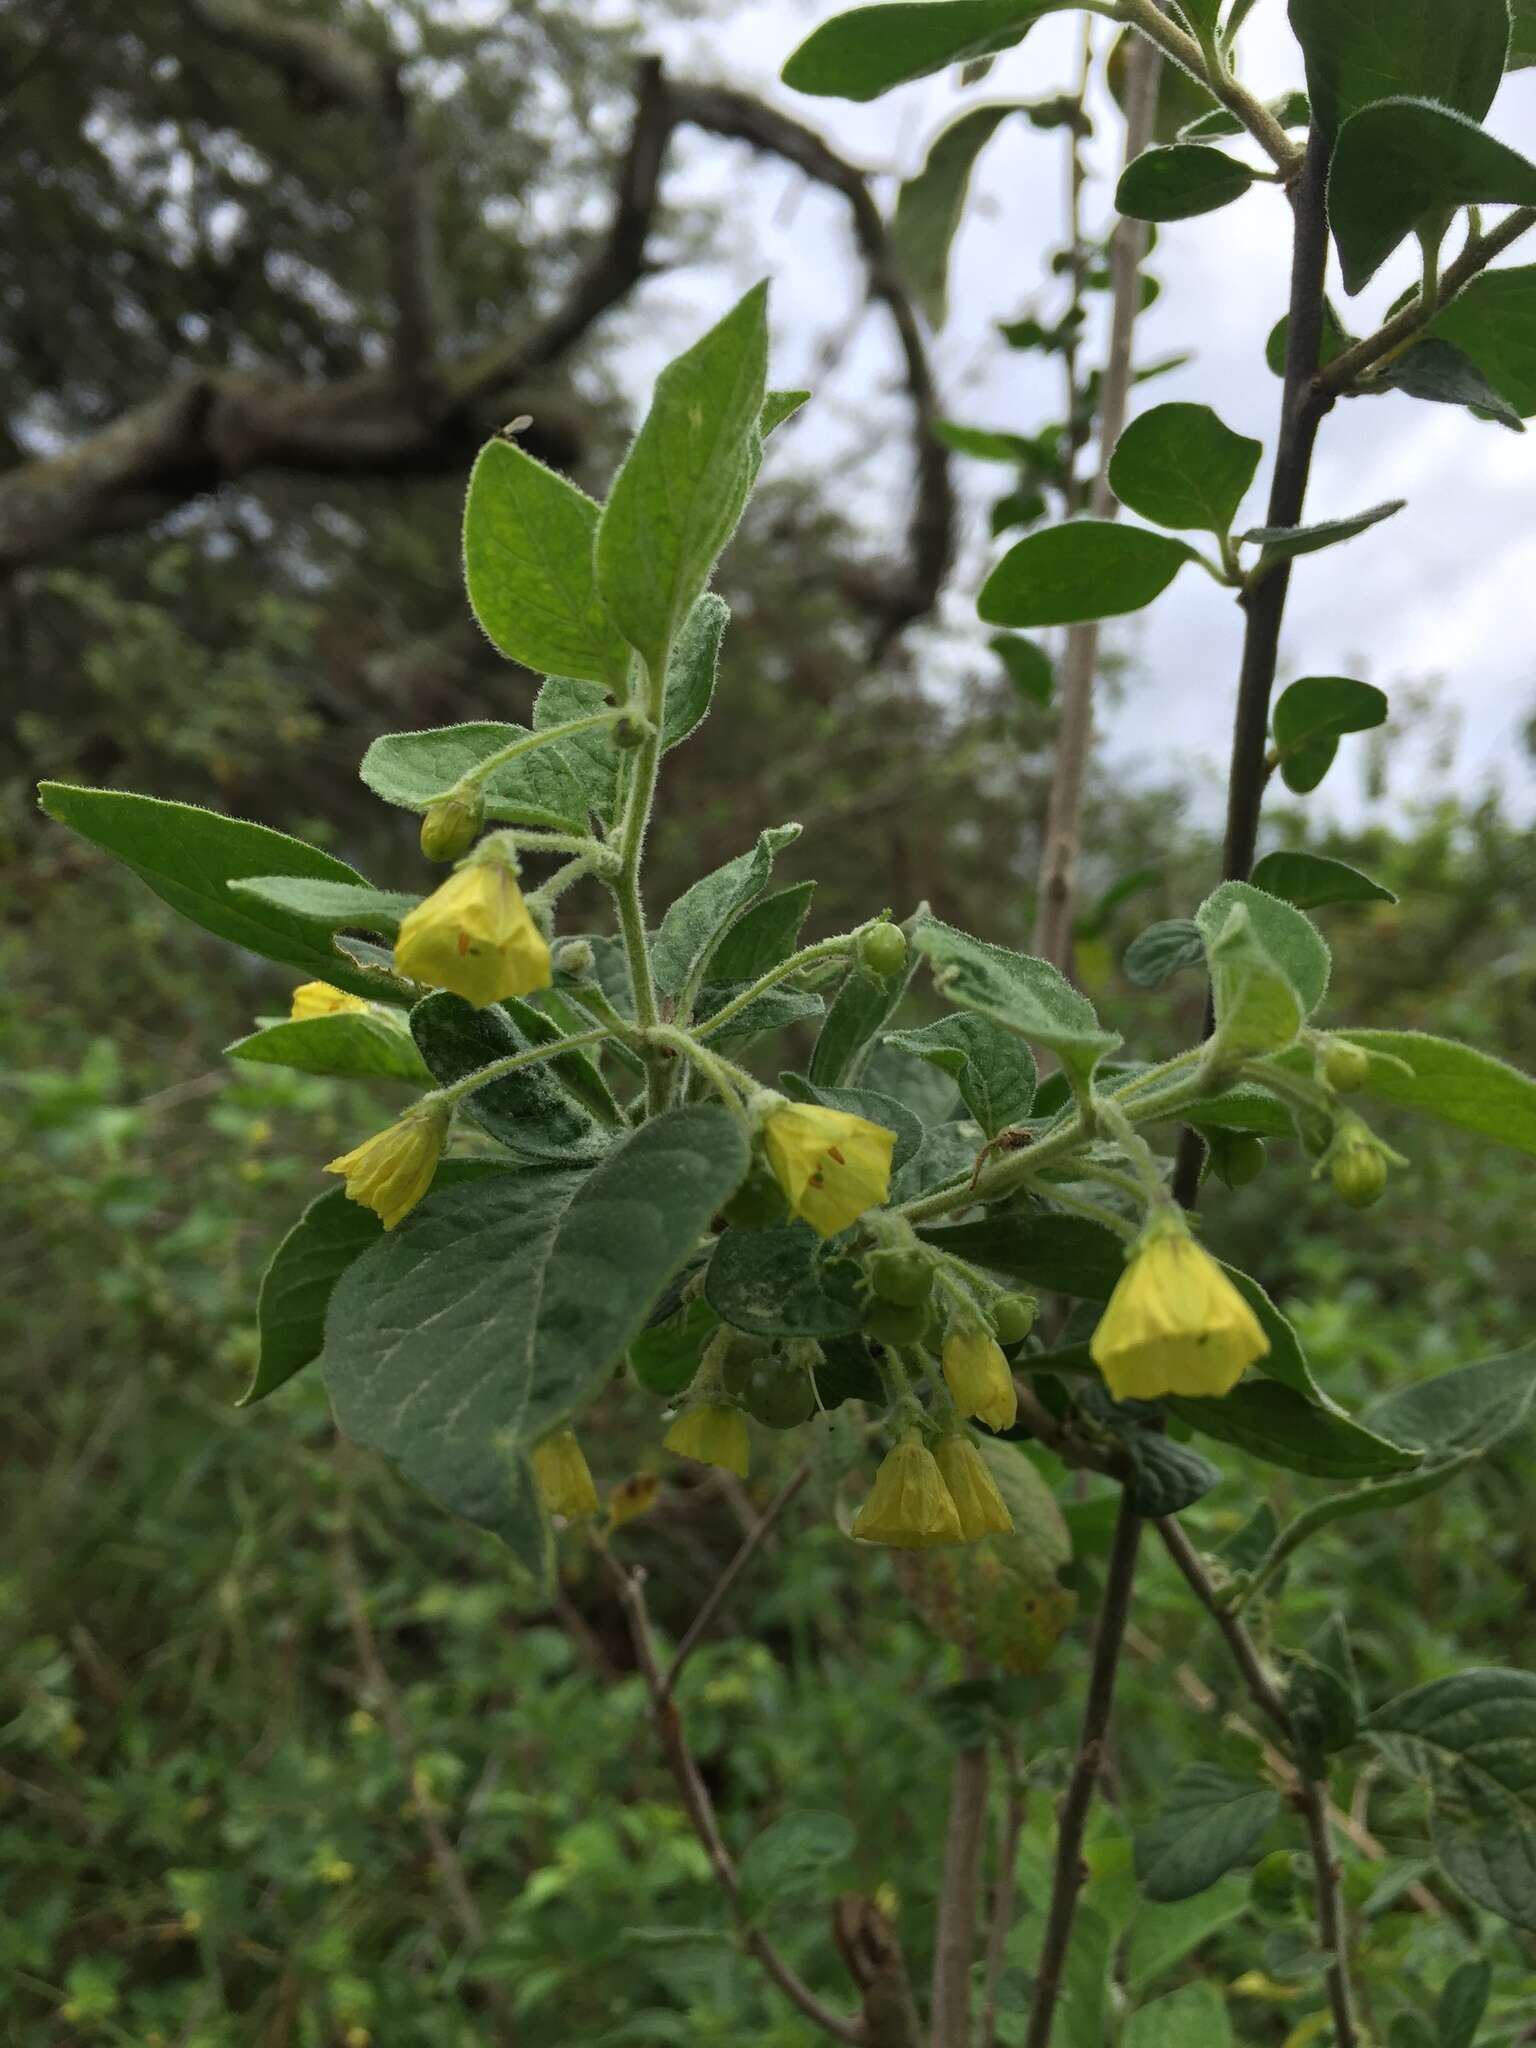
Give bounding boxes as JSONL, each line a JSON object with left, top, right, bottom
{"left": 1214, "top": 1132, "right": 1267, "bottom": 1189}
{"left": 862, "top": 1296, "right": 932, "bottom": 1347}
{"left": 990, "top": 1292, "right": 1037, "bottom": 1345}
{"left": 859, "top": 923, "right": 908, "bottom": 979}
{"left": 613, "top": 712, "right": 653, "bottom": 751}
{"left": 741, "top": 1360, "right": 818, "bottom": 1429}
{"left": 1323, "top": 1040, "right": 1372, "bottom": 1093}
{"left": 419, "top": 788, "right": 484, "bottom": 861}
{"left": 722, "top": 1165, "right": 788, "bottom": 1231}
{"left": 1332, "top": 1139, "right": 1388, "bottom": 1209}
{"left": 719, "top": 1331, "right": 772, "bottom": 1397}
{"left": 865, "top": 1248, "right": 933, "bottom": 1308}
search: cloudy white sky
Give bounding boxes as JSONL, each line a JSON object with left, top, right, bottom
{"left": 616, "top": 0, "right": 1536, "bottom": 828}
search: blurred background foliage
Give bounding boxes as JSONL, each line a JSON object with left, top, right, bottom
{"left": 5, "top": 0, "right": 1536, "bottom": 2043}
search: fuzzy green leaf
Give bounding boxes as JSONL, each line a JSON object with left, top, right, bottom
{"left": 1338, "top": 1029, "right": 1536, "bottom": 1156}
{"left": 782, "top": 0, "right": 1071, "bottom": 101}
{"left": 227, "top": 1012, "right": 433, "bottom": 1085}
{"left": 1271, "top": 675, "right": 1389, "bottom": 794}
{"left": 1108, "top": 402, "right": 1262, "bottom": 534}
{"left": 1116, "top": 145, "right": 1253, "bottom": 223}
{"left": 661, "top": 593, "right": 729, "bottom": 750}
{"left": 892, "top": 104, "right": 1018, "bottom": 327}
{"left": 228, "top": 877, "right": 421, "bottom": 936}
{"left": 411, "top": 991, "right": 611, "bottom": 1167}
{"left": 1248, "top": 850, "right": 1396, "bottom": 910}
{"left": 1123, "top": 919, "right": 1206, "bottom": 989}
{"left": 1197, "top": 880, "right": 1330, "bottom": 1058}
{"left": 914, "top": 915, "right": 1121, "bottom": 1084}
{"left": 653, "top": 823, "right": 801, "bottom": 1002}
{"left": 885, "top": 1014, "right": 1036, "bottom": 1137}
{"left": 979, "top": 521, "right": 1196, "bottom": 628}
{"left": 1368, "top": 337, "right": 1526, "bottom": 431}
{"left": 990, "top": 631, "right": 1054, "bottom": 705}
{"left": 1135, "top": 1766, "right": 1281, "bottom": 1903}
{"left": 1289, "top": 0, "right": 1509, "bottom": 141}
{"left": 1168, "top": 1379, "right": 1423, "bottom": 1480}
{"left": 706, "top": 1224, "right": 865, "bottom": 1338}
{"left": 1428, "top": 264, "right": 1536, "bottom": 418}
{"left": 1241, "top": 498, "right": 1405, "bottom": 560}
{"left": 1124, "top": 1982, "right": 1233, "bottom": 2048}
{"left": 704, "top": 881, "right": 816, "bottom": 983}
{"left": 359, "top": 721, "right": 593, "bottom": 832}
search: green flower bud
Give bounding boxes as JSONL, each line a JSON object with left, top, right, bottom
{"left": 722, "top": 1163, "right": 788, "bottom": 1231}
{"left": 865, "top": 1247, "right": 934, "bottom": 1308}
{"left": 613, "top": 712, "right": 653, "bottom": 751}
{"left": 1323, "top": 1040, "right": 1372, "bottom": 1093}
{"left": 859, "top": 923, "right": 908, "bottom": 979}
{"left": 1331, "top": 1136, "right": 1388, "bottom": 1209}
{"left": 554, "top": 937, "right": 595, "bottom": 980}
{"left": 419, "top": 788, "right": 484, "bottom": 862}
{"left": 862, "top": 1296, "right": 933, "bottom": 1347}
{"left": 990, "top": 1292, "right": 1037, "bottom": 1345}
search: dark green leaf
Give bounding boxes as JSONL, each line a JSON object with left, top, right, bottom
{"left": 1437, "top": 1960, "right": 1492, "bottom": 2048}
{"left": 1272, "top": 676, "right": 1388, "bottom": 795}
{"left": 1135, "top": 1765, "right": 1282, "bottom": 1903}
{"left": 1289, "top": 0, "right": 1509, "bottom": 141}
{"left": 1366, "top": 336, "right": 1525, "bottom": 430}
{"left": 1108, "top": 402, "right": 1263, "bottom": 535}
{"left": 737, "top": 1812, "right": 855, "bottom": 1922}
{"left": 1338, "top": 1029, "right": 1536, "bottom": 1157}
{"left": 1124, "top": 1984, "right": 1233, "bottom": 2048}
{"left": 914, "top": 915, "right": 1121, "bottom": 1086}
{"left": 781, "top": 0, "right": 1070, "bottom": 102}
{"left": 1330, "top": 99, "right": 1536, "bottom": 294}
{"left": 411, "top": 991, "right": 611, "bottom": 1167}
{"left": 1241, "top": 498, "right": 1405, "bottom": 560}
{"left": 324, "top": 1106, "right": 749, "bottom": 1538}
{"left": 359, "top": 720, "right": 592, "bottom": 833}
{"left": 1366, "top": 1344, "right": 1536, "bottom": 1459}
{"left": 705, "top": 1225, "right": 865, "bottom": 1338}
{"left": 596, "top": 283, "right": 769, "bottom": 679}
{"left": 1249, "top": 851, "right": 1396, "bottom": 910}
{"left": 1120, "top": 1430, "right": 1222, "bottom": 1517}
{"left": 917, "top": 1209, "right": 1125, "bottom": 1300}
{"left": 990, "top": 631, "right": 1054, "bottom": 704}
{"left": 704, "top": 881, "right": 816, "bottom": 983}
{"left": 979, "top": 520, "right": 1196, "bottom": 628}
{"left": 462, "top": 438, "right": 631, "bottom": 688}
{"left": 1428, "top": 264, "right": 1536, "bottom": 418}
{"left": 696, "top": 982, "right": 823, "bottom": 1054}
{"left": 653, "top": 823, "right": 801, "bottom": 1002}
{"left": 629, "top": 1295, "right": 718, "bottom": 1397}
{"left": 809, "top": 959, "right": 912, "bottom": 1089}
{"left": 1123, "top": 919, "right": 1205, "bottom": 989}
{"left": 37, "top": 782, "right": 393, "bottom": 1002}
{"left": 227, "top": 1012, "right": 434, "bottom": 1084}
{"left": 1266, "top": 297, "right": 1354, "bottom": 377}
{"left": 1167, "top": 1380, "right": 1423, "bottom": 1481}
{"left": 1117, "top": 145, "right": 1254, "bottom": 223}
{"left": 1109, "top": 28, "right": 1219, "bottom": 143}
{"left": 892, "top": 105, "right": 1018, "bottom": 327}
{"left": 1369, "top": 1669, "right": 1536, "bottom": 1930}
{"left": 228, "top": 877, "right": 420, "bottom": 936}
{"left": 1515, "top": 0, "right": 1536, "bottom": 65}
{"left": 884, "top": 1014, "right": 1036, "bottom": 1137}
{"left": 661, "top": 593, "right": 729, "bottom": 751}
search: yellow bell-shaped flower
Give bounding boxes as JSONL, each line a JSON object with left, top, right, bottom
{"left": 852, "top": 1435, "right": 964, "bottom": 1549}
{"left": 762, "top": 1102, "right": 896, "bottom": 1238}
{"left": 324, "top": 1101, "right": 449, "bottom": 1230}
{"left": 532, "top": 1429, "right": 600, "bottom": 1518}
{"left": 393, "top": 856, "right": 551, "bottom": 1007}
{"left": 941, "top": 1326, "right": 1018, "bottom": 1432}
{"left": 1090, "top": 1213, "right": 1269, "bottom": 1402}
{"left": 291, "top": 981, "right": 370, "bottom": 1020}
{"left": 932, "top": 1434, "right": 1015, "bottom": 1543}
{"left": 663, "top": 1402, "right": 750, "bottom": 1478}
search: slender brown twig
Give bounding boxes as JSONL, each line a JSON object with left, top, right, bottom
{"left": 662, "top": 1461, "right": 812, "bottom": 1696}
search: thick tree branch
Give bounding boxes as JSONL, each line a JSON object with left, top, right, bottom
{"left": 832, "top": 1895, "right": 924, "bottom": 2048}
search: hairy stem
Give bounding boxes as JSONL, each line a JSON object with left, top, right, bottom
{"left": 427, "top": 1026, "right": 611, "bottom": 1107}
{"left": 1117, "top": 0, "right": 1301, "bottom": 172}
{"left": 1022, "top": 1491, "right": 1142, "bottom": 2048}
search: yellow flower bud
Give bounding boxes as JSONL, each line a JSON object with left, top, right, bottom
{"left": 393, "top": 856, "right": 551, "bottom": 1007}
{"left": 762, "top": 1102, "right": 896, "bottom": 1238}
{"left": 290, "top": 981, "right": 369, "bottom": 1021}
{"left": 663, "top": 1403, "right": 750, "bottom": 1477}
{"left": 324, "top": 1101, "right": 449, "bottom": 1230}
{"left": 941, "top": 1327, "right": 1018, "bottom": 1432}
{"left": 932, "top": 1435, "right": 1014, "bottom": 1543}
{"left": 1090, "top": 1213, "right": 1269, "bottom": 1402}
{"left": 852, "top": 1436, "right": 964, "bottom": 1549}
{"left": 532, "top": 1429, "right": 600, "bottom": 1518}
{"left": 607, "top": 1471, "right": 661, "bottom": 1529}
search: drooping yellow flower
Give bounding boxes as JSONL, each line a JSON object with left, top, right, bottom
{"left": 852, "top": 1435, "right": 964, "bottom": 1549}
{"left": 663, "top": 1403, "right": 750, "bottom": 1478}
{"left": 942, "top": 1327, "right": 1018, "bottom": 1432}
{"left": 1090, "top": 1214, "right": 1269, "bottom": 1402}
{"left": 762, "top": 1103, "right": 896, "bottom": 1238}
{"left": 324, "top": 1101, "right": 449, "bottom": 1230}
{"left": 393, "top": 857, "right": 550, "bottom": 1007}
{"left": 291, "top": 981, "right": 369, "bottom": 1021}
{"left": 932, "top": 1435, "right": 1014, "bottom": 1543}
{"left": 532, "top": 1429, "right": 600, "bottom": 1518}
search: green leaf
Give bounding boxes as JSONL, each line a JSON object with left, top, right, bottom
{"left": 324, "top": 1105, "right": 749, "bottom": 1535}
{"left": 1271, "top": 675, "right": 1389, "bottom": 794}
{"left": 1167, "top": 1379, "right": 1423, "bottom": 1480}
{"left": 1369, "top": 1669, "right": 1536, "bottom": 1930}
{"left": 410, "top": 991, "right": 611, "bottom": 1167}
{"left": 652, "top": 823, "right": 801, "bottom": 1002}
{"left": 1117, "top": 145, "right": 1254, "bottom": 223}
{"left": 532, "top": 676, "right": 622, "bottom": 823}
{"left": 1330, "top": 99, "right": 1536, "bottom": 294}
{"left": 737, "top": 1812, "right": 855, "bottom": 1923}
{"left": 1366, "top": 1344, "right": 1536, "bottom": 1460}
{"left": 1241, "top": 498, "right": 1405, "bottom": 560}
{"left": 989, "top": 631, "right": 1053, "bottom": 705}
{"left": 244, "top": 1164, "right": 506, "bottom": 1406}
{"left": 979, "top": 521, "right": 1196, "bottom": 629}
{"left": 917, "top": 1209, "right": 1125, "bottom": 1300}
{"left": 1266, "top": 297, "right": 1354, "bottom": 377}
{"left": 1437, "top": 1960, "right": 1492, "bottom": 2048}
{"left": 884, "top": 1015, "right": 1036, "bottom": 1137}
{"left": 1108, "top": 403, "right": 1263, "bottom": 535}
{"left": 1367, "top": 336, "right": 1526, "bottom": 431}
{"left": 705, "top": 1224, "right": 864, "bottom": 1338}
{"left": 1337, "top": 1029, "right": 1536, "bottom": 1156}
{"left": 704, "top": 881, "right": 816, "bottom": 982}
{"left": 1121, "top": 1429, "right": 1223, "bottom": 1517}
{"left": 1135, "top": 1765, "right": 1281, "bottom": 1903}
{"left": 809, "top": 961, "right": 913, "bottom": 1090}
{"left": 913, "top": 916, "right": 1120, "bottom": 1086}
{"left": 778, "top": 1078, "right": 926, "bottom": 1173}
{"left": 1289, "top": 0, "right": 1509, "bottom": 141}
{"left": 359, "top": 721, "right": 592, "bottom": 833}
{"left": 1182, "top": 89, "right": 1310, "bottom": 143}
{"left": 1428, "top": 264, "right": 1536, "bottom": 418}
{"left": 1248, "top": 850, "right": 1396, "bottom": 910}
{"left": 934, "top": 419, "right": 1037, "bottom": 461}
{"left": 1124, "top": 1982, "right": 1234, "bottom": 2048}
{"left": 596, "top": 282, "right": 769, "bottom": 680}
{"left": 36, "top": 782, "right": 392, "bottom": 1002}
{"left": 781, "top": 0, "right": 1070, "bottom": 102}
{"left": 1125, "top": 1882, "right": 1248, "bottom": 1995}
{"left": 462, "top": 439, "right": 631, "bottom": 688}
{"left": 661, "top": 594, "right": 729, "bottom": 751}
{"left": 228, "top": 877, "right": 421, "bottom": 936}
{"left": 1123, "top": 919, "right": 1206, "bottom": 989}
{"left": 629, "top": 1294, "right": 718, "bottom": 1397}
{"left": 1109, "top": 31, "right": 1220, "bottom": 144}
{"left": 227, "top": 1012, "right": 434, "bottom": 1085}
{"left": 1515, "top": 0, "right": 1536, "bottom": 65}
{"left": 892, "top": 104, "right": 1018, "bottom": 327}
{"left": 697, "top": 982, "right": 824, "bottom": 1053}
{"left": 1196, "top": 880, "right": 1330, "bottom": 1058}
{"left": 761, "top": 390, "right": 810, "bottom": 435}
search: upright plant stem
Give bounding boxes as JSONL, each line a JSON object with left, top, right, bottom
{"left": 930, "top": 1653, "right": 992, "bottom": 2048}
{"left": 611, "top": 654, "right": 670, "bottom": 1111}
{"left": 1031, "top": 32, "right": 1161, "bottom": 972}
{"left": 1022, "top": 1492, "right": 1142, "bottom": 2048}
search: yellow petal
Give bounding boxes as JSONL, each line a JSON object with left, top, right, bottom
{"left": 663, "top": 1403, "right": 750, "bottom": 1477}
{"left": 532, "top": 1429, "right": 600, "bottom": 1518}
{"left": 941, "top": 1328, "right": 1018, "bottom": 1431}
{"left": 324, "top": 1106, "right": 447, "bottom": 1230}
{"left": 852, "top": 1438, "right": 964, "bottom": 1549}
{"left": 1090, "top": 1229, "right": 1268, "bottom": 1401}
{"left": 762, "top": 1103, "right": 895, "bottom": 1238}
{"left": 932, "top": 1435, "right": 1014, "bottom": 1543}
{"left": 394, "top": 861, "right": 551, "bottom": 1007}
{"left": 291, "top": 981, "right": 369, "bottom": 1020}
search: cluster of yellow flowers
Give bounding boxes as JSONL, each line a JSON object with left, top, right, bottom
{"left": 853, "top": 1432, "right": 1014, "bottom": 1547}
